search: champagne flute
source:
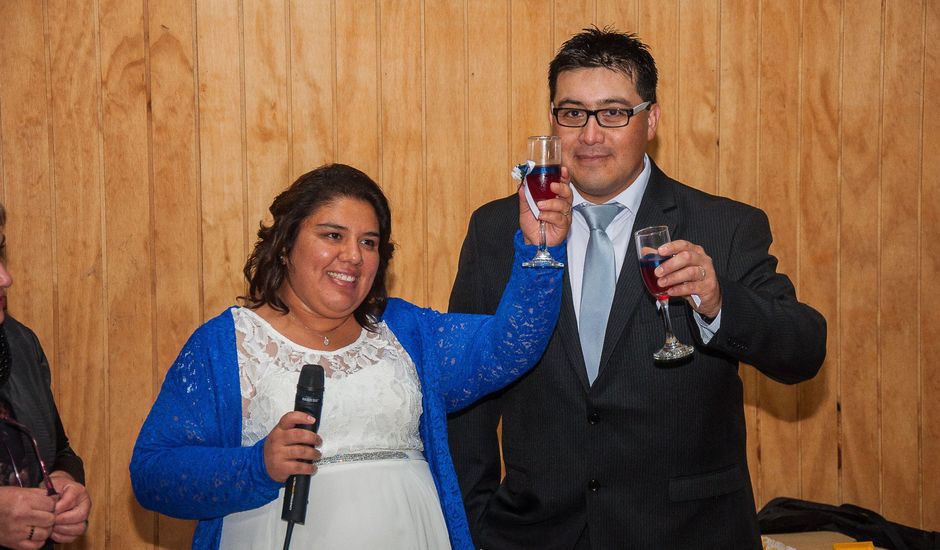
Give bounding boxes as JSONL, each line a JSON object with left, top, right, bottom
{"left": 634, "top": 225, "right": 694, "bottom": 361}
{"left": 522, "top": 135, "right": 564, "bottom": 268}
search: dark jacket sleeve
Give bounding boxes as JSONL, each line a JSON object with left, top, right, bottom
{"left": 701, "top": 206, "right": 827, "bottom": 383}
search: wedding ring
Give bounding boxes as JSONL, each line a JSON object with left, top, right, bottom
{"left": 27, "top": 526, "right": 35, "bottom": 541}
{"left": 698, "top": 266, "right": 707, "bottom": 281}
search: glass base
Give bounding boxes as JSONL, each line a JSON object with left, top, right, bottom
{"left": 652, "top": 341, "right": 694, "bottom": 362}
{"left": 522, "top": 250, "right": 564, "bottom": 269}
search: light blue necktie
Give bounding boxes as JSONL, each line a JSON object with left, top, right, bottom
{"left": 577, "top": 203, "right": 624, "bottom": 385}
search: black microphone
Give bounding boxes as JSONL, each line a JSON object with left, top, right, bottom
{"left": 281, "top": 364, "right": 324, "bottom": 534}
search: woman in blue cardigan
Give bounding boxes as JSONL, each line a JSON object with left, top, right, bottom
{"left": 130, "top": 163, "right": 571, "bottom": 550}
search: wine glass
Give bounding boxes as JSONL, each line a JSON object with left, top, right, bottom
{"left": 634, "top": 225, "right": 694, "bottom": 361}
{"left": 521, "top": 135, "right": 564, "bottom": 268}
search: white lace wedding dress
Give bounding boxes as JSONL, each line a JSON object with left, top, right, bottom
{"left": 218, "top": 307, "right": 451, "bottom": 550}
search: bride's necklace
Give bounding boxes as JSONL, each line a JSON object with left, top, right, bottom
{"left": 288, "top": 311, "right": 343, "bottom": 347}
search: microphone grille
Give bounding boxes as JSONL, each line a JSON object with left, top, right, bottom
{"left": 298, "top": 364, "right": 325, "bottom": 391}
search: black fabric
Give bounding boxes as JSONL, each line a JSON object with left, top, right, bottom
{"left": 0, "top": 324, "right": 9, "bottom": 388}
{"left": 758, "top": 497, "right": 940, "bottom": 550}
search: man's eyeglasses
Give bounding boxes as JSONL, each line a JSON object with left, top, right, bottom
{"left": 0, "top": 415, "right": 57, "bottom": 496}
{"left": 552, "top": 101, "right": 654, "bottom": 128}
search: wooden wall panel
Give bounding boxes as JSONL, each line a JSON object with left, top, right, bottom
{"left": 510, "top": 0, "right": 553, "bottom": 160}
{"left": 289, "top": 0, "right": 335, "bottom": 177}
{"left": 334, "top": 0, "right": 379, "bottom": 178}
{"left": 379, "top": 0, "right": 425, "bottom": 304}
{"left": 922, "top": 0, "right": 940, "bottom": 529}
{"left": 638, "top": 0, "right": 677, "bottom": 173}
{"left": 0, "top": 0, "right": 55, "bottom": 355}
{"left": 196, "top": 0, "right": 246, "bottom": 316}
{"left": 467, "top": 0, "right": 512, "bottom": 204}
{"left": 676, "top": 0, "right": 718, "bottom": 194}
{"left": 1, "top": 3, "right": 939, "bottom": 548}
{"left": 554, "top": 0, "right": 594, "bottom": 50}
{"left": 244, "top": 0, "right": 290, "bottom": 233}
{"left": 880, "top": 0, "right": 924, "bottom": 527}
{"left": 98, "top": 1, "right": 153, "bottom": 548}
{"left": 425, "top": 0, "right": 467, "bottom": 311}
{"left": 756, "top": 0, "right": 802, "bottom": 502}
{"left": 718, "top": 0, "right": 762, "bottom": 505}
{"left": 798, "top": 0, "right": 841, "bottom": 506}
{"left": 840, "top": 0, "right": 883, "bottom": 511}
{"left": 597, "top": 0, "right": 638, "bottom": 33}
{"left": 148, "top": 0, "right": 200, "bottom": 546}
{"left": 45, "top": 1, "right": 107, "bottom": 547}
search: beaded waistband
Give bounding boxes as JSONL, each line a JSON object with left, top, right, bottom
{"left": 317, "top": 449, "right": 425, "bottom": 466}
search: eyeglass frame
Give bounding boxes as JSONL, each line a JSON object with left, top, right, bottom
{"left": 551, "top": 100, "right": 654, "bottom": 128}
{"left": 0, "top": 415, "right": 57, "bottom": 496}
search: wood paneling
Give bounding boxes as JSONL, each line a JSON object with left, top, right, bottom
{"left": 798, "top": 0, "right": 841, "bottom": 506}
{"left": 0, "top": 1, "right": 937, "bottom": 547}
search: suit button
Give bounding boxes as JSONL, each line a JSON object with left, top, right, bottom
{"left": 588, "top": 412, "right": 600, "bottom": 424}
{"left": 588, "top": 479, "right": 600, "bottom": 492}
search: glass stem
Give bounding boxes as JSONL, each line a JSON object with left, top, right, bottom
{"left": 539, "top": 220, "right": 547, "bottom": 253}
{"left": 658, "top": 298, "right": 679, "bottom": 346}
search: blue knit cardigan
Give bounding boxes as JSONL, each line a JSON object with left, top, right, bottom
{"left": 130, "top": 232, "right": 564, "bottom": 550}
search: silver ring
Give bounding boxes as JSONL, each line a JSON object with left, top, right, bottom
{"left": 698, "top": 266, "right": 706, "bottom": 281}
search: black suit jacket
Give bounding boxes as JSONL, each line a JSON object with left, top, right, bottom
{"left": 447, "top": 161, "right": 826, "bottom": 550}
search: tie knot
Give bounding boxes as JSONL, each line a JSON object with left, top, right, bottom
{"left": 576, "top": 203, "right": 624, "bottom": 231}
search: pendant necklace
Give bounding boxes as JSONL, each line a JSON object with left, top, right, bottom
{"left": 288, "top": 311, "right": 341, "bottom": 347}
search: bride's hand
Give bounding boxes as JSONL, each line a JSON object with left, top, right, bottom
{"left": 263, "top": 411, "right": 322, "bottom": 483}
{"left": 518, "top": 166, "right": 573, "bottom": 247}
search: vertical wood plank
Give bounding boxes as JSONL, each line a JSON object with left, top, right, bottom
{"left": 637, "top": 0, "right": 677, "bottom": 173}
{"left": 467, "top": 0, "right": 512, "bottom": 204}
{"left": 0, "top": 1, "right": 55, "bottom": 353}
{"left": 718, "top": 0, "right": 761, "bottom": 505}
{"left": 98, "top": 0, "right": 154, "bottom": 547}
{"left": 378, "top": 0, "right": 424, "bottom": 304}
{"left": 334, "top": 0, "right": 379, "bottom": 178}
{"left": 510, "top": 0, "right": 553, "bottom": 161}
{"left": 676, "top": 0, "right": 718, "bottom": 193}
{"left": 880, "top": 0, "right": 923, "bottom": 526}
{"left": 148, "top": 0, "right": 200, "bottom": 545}
{"left": 44, "top": 0, "right": 108, "bottom": 546}
{"left": 289, "top": 0, "right": 335, "bottom": 177}
{"left": 243, "top": 0, "right": 290, "bottom": 233}
{"left": 553, "top": 0, "right": 593, "bottom": 52}
{"left": 424, "top": 0, "right": 465, "bottom": 311}
{"left": 756, "top": 0, "right": 802, "bottom": 502}
{"left": 840, "top": 0, "right": 882, "bottom": 511}
{"left": 922, "top": 0, "right": 940, "bottom": 530}
{"left": 197, "top": 0, "right": 246, "bottom": 316}
{"left": 597, "top": 0, "right": 638, "bottom": 33}
{"left": 797, "top": 0, "right": 841, "bottom": 506}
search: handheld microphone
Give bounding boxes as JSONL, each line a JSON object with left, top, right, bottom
{"left": 281, "top": 364, "right": 324, "bottom": 530}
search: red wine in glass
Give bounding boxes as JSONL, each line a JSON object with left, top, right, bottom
{"left": 633, "top": 225, "right": 694, "bottom": 361}
{"left": 525, "top": 164, "right": 561, "bottom": 202}
{"left": 639, "top": 253, "right": 669, "bottom": 300}
{"left": 522, "top": 136, "right": 564, "bottom": 268}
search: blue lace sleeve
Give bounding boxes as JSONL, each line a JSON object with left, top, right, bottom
{"left": 391, "top": 231, "right": 565, "bottom": 412}
{"left": 129, "top": 315, "right": 281, "bottom": 520}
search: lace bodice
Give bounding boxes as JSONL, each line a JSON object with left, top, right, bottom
{"left": 233, "top": 308, "right": 423, "bottom": 458}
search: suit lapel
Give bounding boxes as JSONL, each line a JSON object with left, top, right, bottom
{"left": 557, "top": 269, "right": 592, "bottom": 390}
{"left": 596, "top": 163, "right": 680, "bottom": 382}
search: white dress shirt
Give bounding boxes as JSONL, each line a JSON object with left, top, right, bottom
{"left": 567, "top": 154, "right": 721, "bottom": 342}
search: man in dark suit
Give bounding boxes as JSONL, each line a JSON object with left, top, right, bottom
{"left": 447, "top": 28, "right": 827, "bottom": 550}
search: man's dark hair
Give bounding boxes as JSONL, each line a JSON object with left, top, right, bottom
{"left": 549, "top": 26, "right": 658, "bottom": 104}
{"left": 240, "top": 163, "right": 394, "bottom": 330}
